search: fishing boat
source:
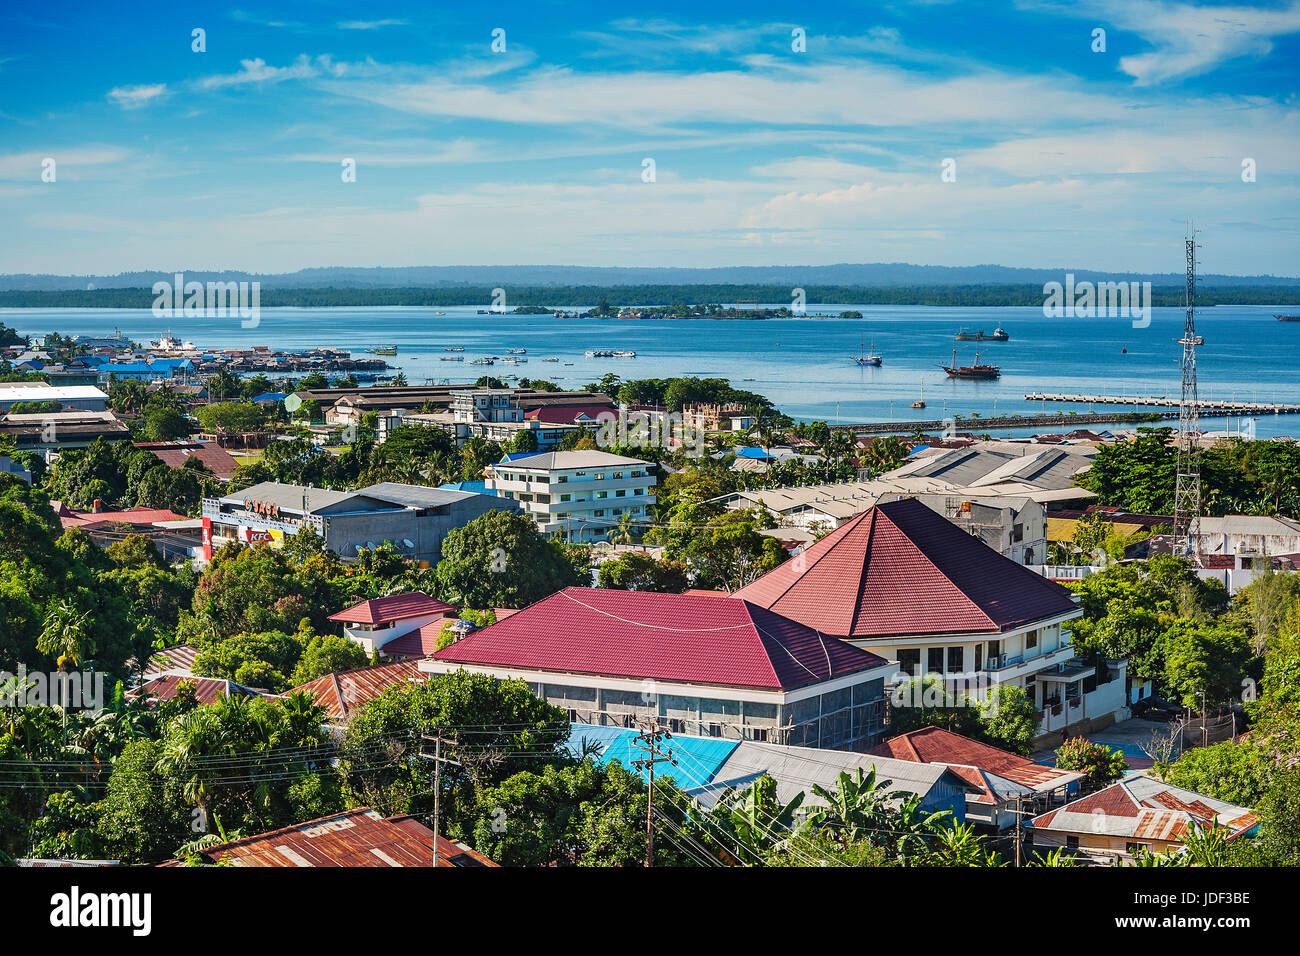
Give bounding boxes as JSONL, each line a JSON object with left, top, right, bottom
{"left": 443, "top": 346, "right": 465, "bottom": 352}
{"left": 506, "top": 347, "right": 527, "bottom": 354}
{"left": 954, "top": 327, "right": 1009, "bottom": 342}
{"left": 941, "top": 346, "right": 1000, "bottom": 380}
{"left": 851, "top": 337, "right": 883, "bottom": 366}
{"left": 468, "top": 357, "right": 494, "bottom": 366}
{"left": 366, "top": 345, "right": 398, "bottom": 356}
{"left": 541, "top": 356, "right": 560, "bottom": 362}
{"left": 439, "top": 356, "right": 464, "bottom": 362}
{"left": 912, "top": 380, "right": 926, "bottom": 409}
{"left": 1277, "top": 315, "right": 1300, "bottom": 322}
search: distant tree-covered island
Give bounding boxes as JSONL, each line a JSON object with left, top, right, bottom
{"left": 2, "top": 283, "right": 1297, "bottom": 310}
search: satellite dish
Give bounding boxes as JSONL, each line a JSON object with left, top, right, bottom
{"left": 366, "top": 541, "right": 376, "bottom": 550}
{"left": 354, "top": 545, "right": 364, "bottom": 554}
{"left": 402, "top": 539, "right": 414, "bottom": 548}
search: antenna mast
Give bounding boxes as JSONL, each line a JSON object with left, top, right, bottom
{"left": 1172, "top": 229, "right": 1203, "bottom": 563}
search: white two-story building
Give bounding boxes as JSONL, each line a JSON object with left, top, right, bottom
{"left": 484, "top": 450, "right": 656, "bottom": 542}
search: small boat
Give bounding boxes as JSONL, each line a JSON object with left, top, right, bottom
{"left": 366, "top": 346, "right": 397, "bottom": 356}
{"left": 912, "top": 380, "right": 926, "bottom": 409}
{"left": 469, "top": 357, "right": 494, "bottom": 366}
{"left": 541, "top": 356, "right": 560, "bottom": 362}
{"left": 506, "top": 348, "right": 527, "bottom": 354}
{"left": 851, "top": 337, "right": 883, "bottom": 366}
{"left": 439, "top": 356, "right": 464, "bottom": 362}
{"left": 1277, "top": 315, "right": 1300, "bottom": 322}
{"left": 941, "top": 346, "right": 1000, "bottom": 380}
{"left": 955, "top": 327, "right": 1009, "bottom": 342}
{"left": 443, "top": 346, "right": 465, "bottom": 352}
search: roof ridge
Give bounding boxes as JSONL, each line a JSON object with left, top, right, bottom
{"left": 845, "top": 508, "right": 878, "bottom": 637}
{"left": 882, "top": 500, "right": 1000, "bottom": 631}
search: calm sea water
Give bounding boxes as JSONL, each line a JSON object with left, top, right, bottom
{"left": 5, "top": 303, "right": 1300, "bottom": 438}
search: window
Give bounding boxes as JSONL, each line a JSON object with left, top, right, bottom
{"left": 615, "top": 489, "right": 626, "bottom": 497}
{"left": 594, "top": 509, "right": 604, "bottom": 517}
{"left": 1066, "top": 836, "right": 1079, "bottom": 849}
{"left": 1125, "top": 843, "right": 1143, "bottom": 856}
{"left": 927, "top": 647, "right": 944, "bottom": 674}
{"left": 750, "top": 728, "right": 768, "bottom": 742}
{"left": 708, "top": 722, "right": 722, "bottom": 738}
{"left": 1026, "top": 630, "right": 1038, "bottom": 649}
{"left": 946, "top": 646, "right": 965, "bottom": 674}
{"left": 898, "top": 648, "right": 920, "bottom": 676}
{"left": 560, "top": 494, "right": 571, "bottom": 502}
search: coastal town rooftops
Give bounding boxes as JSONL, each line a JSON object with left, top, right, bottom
{"left": 495, "top": 450, "right": 651, "bottom": 470}
{"left": 870, "top": 726, "right": 1083, "bottom": 794}
{"left": 429, "top": 587, "right": 891, "bottom": 691}
{"left": 217, "top": 480, "right": 495, "bottom": 517}
{"left": 328, "top": 591, "right": 457, "bottom": 625}
{"left": 176, "top": 807, "right": 496, "bottom": 867}
{"left": 1030, "top": 776, "right": 1258, "bottom": 841}
{"left": 0, "top": 383, "right": 109, "bottom": 402}
{"left": 732, "top": 497, "right": 1080, "bottom": 640}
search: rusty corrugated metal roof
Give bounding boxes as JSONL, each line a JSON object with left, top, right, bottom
{"left": 291, "top": 660, "right": 424, "bottom": 720}
{"left": 192, "top": 808, "right": 496, "bottom": 867}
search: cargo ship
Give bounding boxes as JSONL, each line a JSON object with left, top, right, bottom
{"left": 941, "top": 346, "right": 1000, "bottom": 380}
{"left": 955, "top": 327, "right": 1009, "bottom": 341}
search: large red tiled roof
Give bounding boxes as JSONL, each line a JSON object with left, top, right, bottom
{"left": 188, "top": 808, "right": 496, "bottom": 867}
{"left": 871, "top": 726, "right": 1080, "bottom": 790}
{"left": 133, "top": 440, "right": 240, "bottom": 481}
{"left": 328, "top": 591, "right": 456, "bottom": 625}
{"left": 291, "top": 660, "right": 424, "bottom": 719}
{"left": 54, "top": 502, "right": 188, "bottom": 530}
{"left": 431, "top": 587, "right": 890, "bottom": 691}
{"left": 732, "top": 498, "right": 1078, "bottom": 640}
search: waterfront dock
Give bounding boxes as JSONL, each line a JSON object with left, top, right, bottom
{"left": 1023, "top": 392, "right": 1300, "bottom": 414}
{"left": 830, "top": 410, "right": 1181, "bottom": 435}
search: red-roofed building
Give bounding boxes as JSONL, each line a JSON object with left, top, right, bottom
{"left": 291, "top": 660, "right": 424, "bottom": 721}
{"left": 421, "top": 587, "right": 898, "bottom": 749}
{"left": 127, "top": 674, "right": 275, "bottom": 707}
{"left": 133, "top": 440, "right": 241, "bottom": 481}
{"left": 177, "top": 807, "right": 496, "bottom": 867}
{"left": 733, "top": 498, "right": 1128, "bottom": 745}
{"left": 53, "top": 501, "right": 188, "bottom": 531}
{"left": 328, "top": 591, "right": 457, "bottom": 656}
{"left": 870, "top": 726, "right": 1082, "bottom": 828}
{"left": 1028, "top": 775, "right": 1258, "bottom": 863}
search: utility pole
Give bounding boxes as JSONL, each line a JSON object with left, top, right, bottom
{"left": 1014, "top": 794, "right": 1023, "bottom": 867}
{"left": 420, "top": 729, "right": 462, "bottom": 851}
{"left": 631, "top": 717, "right": 677, "bottom": 868}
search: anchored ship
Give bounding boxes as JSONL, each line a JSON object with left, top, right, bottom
{"left": 941, "top": 346, "right": 1000, "bottom": 380}
{"left": 851, "top": 337, "right": 883, "bottom": 366}
{"left": 955, "top": 327, "right": 1009, "bottom": 342}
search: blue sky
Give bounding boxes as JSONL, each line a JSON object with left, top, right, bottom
{"left": 1, "top": 0, "right": 1298, "bottom": 275}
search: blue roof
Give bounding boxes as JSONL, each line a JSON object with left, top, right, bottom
{"left": 736, "top": 446, "right": 775, "bottom": 460}
{"left": 251, "top": 392, "right": 287, "bottom": 403}
{"left": 499, "top": 451, "right": 538, "bottom": 462}
{"left": 437, "top": 480, "right": 493, "bottom": 495}
{"left": 564, "top": 724, "right": 740, "bottom": 790}
{"left": 908, "top": 445, "right": 930, "bottom": 455}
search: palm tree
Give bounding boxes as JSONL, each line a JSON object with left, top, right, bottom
{"left": 612, "top": 512, "right": 638, "bottom": 546}
{"left": 927, "top": 822, "right": 1005, "bottom": 867}
{"left": 805, "top": 767, "right": 893, "bottom": 847}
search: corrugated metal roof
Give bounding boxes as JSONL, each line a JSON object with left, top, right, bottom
{"left": 689, "top": 740, "right": 972, "bottom": 814}
{"left": 872, "top": 726, "right": 1082, "bottom": 795}
{"left": 1029, "top": 775, "right": 1258, "bottom": 842}
{"left": 193, "top": 808, "right": 496, "bottom": 867}
{"left": 431, "top": 587, "right": 891, "bottom": 691}
{"left": 565, "top": 724, "right": 739, "bottom": 790}
{"left": 127, "top": 674, "right": 274, "bottom": 706}
{"left": 733, "top": 498, "right": 1080, "bottom": 640}
{"left": 291, "top": 660, "right": 424, "bottom": 720}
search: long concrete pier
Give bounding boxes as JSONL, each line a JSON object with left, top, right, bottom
{"left": 830, "top": 410, "right": 1179, "bottom": 435}
{"left": 1024, "top": 392, "right": 1300, "bottom": 414}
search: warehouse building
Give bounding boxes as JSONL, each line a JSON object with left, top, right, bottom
{"left": 200, "top": 480, "right": 517, "bottom": 564}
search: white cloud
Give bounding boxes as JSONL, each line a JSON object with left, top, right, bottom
{"left": 107, "top": 83, "right": 169, "bottom": 109}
